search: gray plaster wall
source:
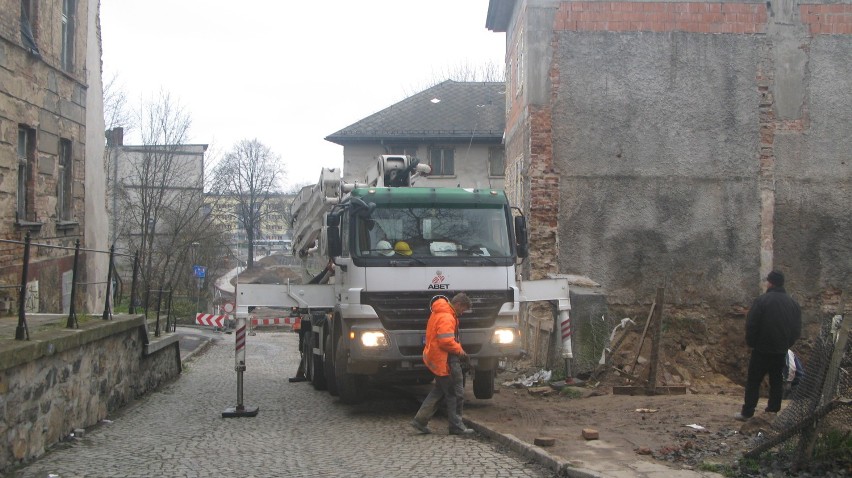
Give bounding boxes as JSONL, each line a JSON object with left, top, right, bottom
{"left": 773, "top": 35, "right": 852, "bottom": 301}
{"left": 553, "top": 32, "right": 764, "bottom": 305}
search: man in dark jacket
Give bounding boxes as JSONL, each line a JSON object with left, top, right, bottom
{"left": 736, "top": 270, "right": 802, "bottom": 420}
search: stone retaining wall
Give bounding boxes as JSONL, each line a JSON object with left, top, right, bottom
{"left": 0, "top": 315, "right": 181, "bottom": 471}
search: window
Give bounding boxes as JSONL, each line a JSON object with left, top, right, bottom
{"left": 388, "top": 145, "right": 417, "bottom": 157}
{"left": 58, "top": 139, "right": 73, "bottom": 221}
{"left": 429, "top": 147, "right": 454, "bottom": 176}
{"left": 489, "top": 147, "right": 505, "bottom": 177}
{"left": 20, "top": 0, "right": 40, "bottom": 56}
{"left": 17, "top": 126, "right": 35, "bottom": 222}
{"left": 61, "top": 0, "right": 75, "bottom": 71}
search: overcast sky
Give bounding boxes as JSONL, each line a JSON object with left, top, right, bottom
{"left": 100, "top": 1, "right": 506, "bottom": 190}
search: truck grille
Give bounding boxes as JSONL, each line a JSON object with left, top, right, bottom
{"left": 360, "top": 290, "right": 513, "bottom": 331}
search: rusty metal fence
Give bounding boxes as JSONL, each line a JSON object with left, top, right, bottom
{"left": 744, "top": 304, "right": 851, "bottom": 473}
{"left": 0, "top": 232, "right": 177, "bottom": 341}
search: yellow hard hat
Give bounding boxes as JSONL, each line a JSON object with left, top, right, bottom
{"left": 394, "top": 241, "right": 412, "bottom": 256}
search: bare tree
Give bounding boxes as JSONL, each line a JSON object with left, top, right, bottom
{"left": 404, "top": 60, "right": 506, "bottom": 96}
{"left": 112, "top": 90, "right": 222, "bottom": 301}
{"left": 211, "top": 139, "right": 284, "bottom": 268}
{"left": 103, "top": 73, "right": 134, "bottom": 133}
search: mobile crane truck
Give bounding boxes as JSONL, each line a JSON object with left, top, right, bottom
{"left": 237, "top": 155, "right": 571, "bottom": 404}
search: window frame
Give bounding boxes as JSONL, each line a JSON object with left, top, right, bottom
{"left": 428, "top": 146, "right": 455, "bottom": 177}
{"left": 20, "top": 0, "right": 40, "bottom": 56}
{"left": 488, "top": 146, "right": 506, "bottom": 177}
{"left": 58, "top": 138, "right": 74, "bottom": 222}
{"left": 388, "top": 145, "right": 418, "bottom": 157}
{"left": 60, "top": 0, "right": 75, "bottom": 71}
{"left": 16, "top": 126, "right": 39, "bottom": 224}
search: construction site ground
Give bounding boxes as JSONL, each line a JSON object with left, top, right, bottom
{"left": 238, "top": 255, "right": 849, "bottom": 477}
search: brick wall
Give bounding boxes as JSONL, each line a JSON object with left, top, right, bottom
{"left": 554, "top": 1, "right": 768, "bottom": 33}
{"left": 800, "top": 3, "right": 852, "bottom": 34}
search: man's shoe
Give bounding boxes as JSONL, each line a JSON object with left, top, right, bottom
{"left": 734, "top": 413, "right": 751, "bottom": 422}
{"left": 410, "top": 420, "right": 431, "bottom": 434}
{"left": 288, "top": 376, "right": 307, "bottom": 383}
{"left": 449, "top": 428, "right": 475, "bottom": 436}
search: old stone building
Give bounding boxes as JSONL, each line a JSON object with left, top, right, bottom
{"left": 0, "top": 0, "right": 107, "bottom": 314}
{"left": 487, "top": 0, "right": 851, "bottom": 315}
{"left": 326, "top": 80, "right": 506, "bottom": 190}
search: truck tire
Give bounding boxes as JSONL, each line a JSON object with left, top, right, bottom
{"left": 301, "top": 328, "right": 314, "bottom": 382}
{"left": 310, "top": 331, "right": 327, "bottom": 391}
{"left": 335, "top": 336, "right": 368, "bottom": 404}
{"left": 324, "top": 334, "right": 338, "bottom": 396}
{"left": 473, "top": 368, "right": 495, "bottom": 399}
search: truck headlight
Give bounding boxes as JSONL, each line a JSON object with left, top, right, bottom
{"left": 492, "top": 328, "right": 516, "bottom": 345}
{"left": 360, "top": 331, "right": 389, "bottom": 347}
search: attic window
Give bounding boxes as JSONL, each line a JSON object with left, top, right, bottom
{"left": 430, "top": 98, "right": 441, "bottom": 104}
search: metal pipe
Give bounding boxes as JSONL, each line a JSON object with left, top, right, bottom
{"left": 15, "top": 232, "right": 31, "bottom": 341}
{"left": 67, "top": 239, "right": 80, "bottom": 329}
{"left": 129, "top": 251, "right": 139, "bottom": 314}
{"left": 102, "top": 245, "right": 115, "bottom": 320}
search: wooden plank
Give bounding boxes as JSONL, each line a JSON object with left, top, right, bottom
{"left": 646, "top": 287, "right": 665, "bottom": 394}
{"left": 629, "top": 301, "right": 656, "bottom": 376}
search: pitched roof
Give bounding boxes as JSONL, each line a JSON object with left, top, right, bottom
{"left": 325, "top": 80, "right": 505, "bottom": 145}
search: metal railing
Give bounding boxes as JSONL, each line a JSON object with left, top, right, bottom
{"left": 0, "top": 232, "right": 139, "bottom": 340}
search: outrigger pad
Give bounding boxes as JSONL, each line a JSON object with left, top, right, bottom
{"left": 222, "top": 406, "right": 259, "bottom": 418}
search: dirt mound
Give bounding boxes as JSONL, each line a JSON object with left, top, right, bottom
{"left": 237, "top": 255, "right": 304, "bottom": 286}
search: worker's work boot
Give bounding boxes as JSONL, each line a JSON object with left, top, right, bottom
{"left": 733, "top": 412, "right": 751, "bottom": 422}
{"left": 410, "top": 419, "right": 431, "bottom": 434}
{"left": 449, "top": 427, "right": 475, "bottom": 436}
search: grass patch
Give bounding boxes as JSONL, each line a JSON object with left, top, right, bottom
{"left": 559, "top": 387, "right": 583, "bottom": 399}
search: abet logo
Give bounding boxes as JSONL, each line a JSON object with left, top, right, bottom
{"left": 428, "top": 271, "right": 449, "bottom": 290}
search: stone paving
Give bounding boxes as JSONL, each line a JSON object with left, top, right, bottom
{"left": 8, "top": 331, "right": 553, "bottom": 478}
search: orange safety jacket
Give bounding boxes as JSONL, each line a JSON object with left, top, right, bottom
{"left": 422, "top": 297, "right": 464, "bottom": 376}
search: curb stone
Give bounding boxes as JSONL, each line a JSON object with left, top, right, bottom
{"left": 465, "top": 417, "right": 603, "bottom": 478}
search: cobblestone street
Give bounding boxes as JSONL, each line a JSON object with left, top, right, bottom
{"left": 9, "top": 331, "right": 552, "bottom": 478}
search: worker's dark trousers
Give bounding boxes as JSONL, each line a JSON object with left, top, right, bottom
{"left": 741, "top": 350, "right": 786, "bottom": 417}
{"left": 413, "top": 360, "right": 466, "bottom": 432}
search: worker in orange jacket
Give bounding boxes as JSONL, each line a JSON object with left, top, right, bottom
{"left": 410, "top": 293, "right": 474, "bottom": 436}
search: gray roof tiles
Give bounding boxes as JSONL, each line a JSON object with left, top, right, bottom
{"left": 325, "top": 80, "right": 505, "bottom": 144}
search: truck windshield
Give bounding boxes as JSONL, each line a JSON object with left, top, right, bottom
{"left": 354, "top": 205, "right": 512, "bottom": 258}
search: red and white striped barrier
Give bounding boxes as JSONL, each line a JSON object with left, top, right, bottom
{"left": 196, "top": 313, "right": 227, "bottom": 327}
{"left": 250, "top": 316, "right": 301, "bottom": 328}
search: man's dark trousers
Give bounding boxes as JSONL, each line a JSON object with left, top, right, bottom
{"left": 741, "top": 349, "right": 786, "bottom": 417}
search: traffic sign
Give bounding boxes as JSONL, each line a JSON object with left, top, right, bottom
{"left": 193, "top": 265, "right": 207, "bottom": 278}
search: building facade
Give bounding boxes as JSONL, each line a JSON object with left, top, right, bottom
{"left": 105, "top": 127, "right": 206, "bottom": 264}
{"left": 326, "top": 81, "right": 506, "bottom": 190}
{"left": 0, "top": 0, "right": 106, "bottom": 313}
{"left": 487, "top": 0, "right": 851, "bottom": 315}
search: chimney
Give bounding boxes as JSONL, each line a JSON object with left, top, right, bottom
{"left": 105, "top": 127, "right": 124, "bottom": 147}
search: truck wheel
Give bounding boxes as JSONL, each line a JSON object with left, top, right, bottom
{"left": 335, "top": 336, "right": 368, "bottom": 404}
{"left": 302, "top": 329, "right": 314, "bottom": 382}
{"left": 324, "top": 335, "right": 338, "bottom": 396}
{"left": 310, "top": 331, "right": 327, "bottom": 391}
{"left": 473, "top": 368, "right": 495, "bottom": 399}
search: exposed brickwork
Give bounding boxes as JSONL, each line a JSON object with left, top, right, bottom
{"left": 554, "top": 1, "right": 768, "bottom": 34}
{"left": 800, "top": 3, "right": 852, "bottom": 35}
{"left": 527, "top": 105, "right": 559, "bottom": 280}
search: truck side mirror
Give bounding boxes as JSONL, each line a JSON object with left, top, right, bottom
{"left": 327, "top": 226, "right": 342, "bottom": 257}
{"left": 514, "top": 216, "right": 529, "bottom": 259}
